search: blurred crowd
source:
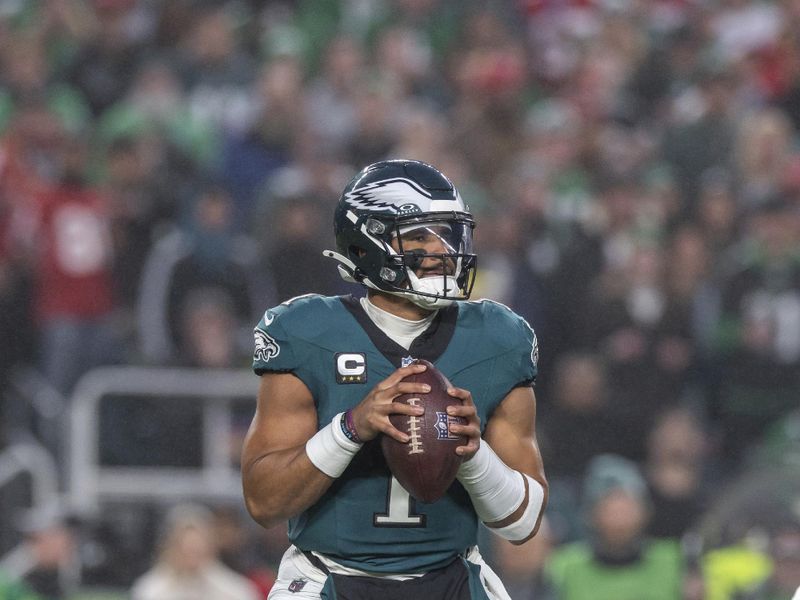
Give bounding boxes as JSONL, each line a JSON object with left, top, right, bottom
{"left": 1, "top": 0, "right": 799, "bottom": 598}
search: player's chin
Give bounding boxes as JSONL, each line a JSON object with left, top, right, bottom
{"left": 418, "top": 269, "right": 455, "bottom": 278}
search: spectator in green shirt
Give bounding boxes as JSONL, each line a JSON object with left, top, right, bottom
{"left": 0, "top": 574, "right": 42, "bottom": 600}
{"left": 546, "top": 454, "right": 684, "bottom": 600}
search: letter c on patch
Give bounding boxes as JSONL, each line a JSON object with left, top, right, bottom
{"left": 335, "top": 353, "right": 367, "bottom": 383}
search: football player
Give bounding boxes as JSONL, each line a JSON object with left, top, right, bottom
{"left": 242, "top": 159, "right": 548, "bottom": 599}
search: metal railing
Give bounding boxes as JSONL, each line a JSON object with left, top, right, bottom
{"left": 0, "top": 441, "right": 61, "bottom": 576}
{"left": 0, "top": 441, "right": 60, "bottom": 514}
{"left": 68, "top": 366, "right": 258, "bottom": 516}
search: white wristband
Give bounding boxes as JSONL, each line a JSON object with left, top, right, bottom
{"left": 305, "top": 413, "right": 363, "bottom": 478}
{"left": 456, "top": 442, "right": 526, "bottom": 523}
{"left": 491, "top": 474, "right": 545, "bottom": 542}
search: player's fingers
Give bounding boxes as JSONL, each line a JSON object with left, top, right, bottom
{"left": 389, "top": 400, "right": 425, "bottom": 416}
{"left": 448, "top": 419, "right": 480, "bottom": 437}
{"left": 351, "top": 405, "right": 388, "bottom": 441}
{"left": 447, "top": 386, "right": 475, "bottom": 406}
{"left": 377, "top": 420, "right": 411, "bottom": 443}
{"left": 446, "top": 404, "right": 477, "bottom": 419}
{"left": 377, "top": 363, "right": 427, "bottom": 391}
{"left": 456, "top": 438, "right": 480, "bottom": 457}
{"left": 395, "top": 381, "right": 431, "bottom": 396}
{"left": 378, "top": 381, "right": 430, "bottom": 401}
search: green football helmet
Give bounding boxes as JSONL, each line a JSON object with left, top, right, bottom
{"left": 324, "top": 159, "right": 477, "bottom": 309}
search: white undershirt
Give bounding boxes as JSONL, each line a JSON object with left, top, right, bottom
{"left": 359, "top": 296, "right": 437, "bottom": 350}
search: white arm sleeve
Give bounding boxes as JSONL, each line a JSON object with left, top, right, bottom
{"left": 490, "top": 474, "right": 546, "bottom": 541}
{"left": 456, "top": 441, "right": 545, "bottom": 541}
{"left": 305, "top": 413, "right": 362, "bottom": 478}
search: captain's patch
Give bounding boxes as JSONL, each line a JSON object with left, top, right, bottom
{"left": 336, "top": 352, "right": 367, "bottom": 384}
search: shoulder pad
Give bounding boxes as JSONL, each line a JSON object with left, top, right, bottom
{"left": 253, "top": 294, "right": 339, "bottom": 374}
{"left": 259, "top": 294, "right": 339, "bottom": 333}
{"left": 462, "top": 299, "right": 539, "bottom": 375}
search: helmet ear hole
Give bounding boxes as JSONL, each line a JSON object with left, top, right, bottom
{"left": 348, "top": 245, "right": 366, "bottom": 259}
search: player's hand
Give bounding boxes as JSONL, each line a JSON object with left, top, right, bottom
{"left": 446, "top": 387, "right": 482, "bottom": 459}
{"left": 350, "top": 363, "right": 429, "bottom": 443}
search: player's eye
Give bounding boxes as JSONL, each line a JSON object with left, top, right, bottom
{"left": 402, "top": 232, "right": 428, "bottom": 244}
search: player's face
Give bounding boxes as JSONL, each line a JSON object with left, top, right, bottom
{"left": 392, "top": 224, "right": 457, "bottom": 278}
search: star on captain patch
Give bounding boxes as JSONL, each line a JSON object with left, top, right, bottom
{"left": 401, "top": 356, "right": 415, "bottom": 368}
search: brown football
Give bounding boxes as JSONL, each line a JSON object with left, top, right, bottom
{"left": 381, "top": 359, "right": 467, "bottom": 503}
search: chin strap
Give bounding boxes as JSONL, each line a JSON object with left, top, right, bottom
{"left": 324, "top": 250, "right": 387, "bottom": 295}
{"left": 323, "top": 250, "right": 360, "bottom": 284}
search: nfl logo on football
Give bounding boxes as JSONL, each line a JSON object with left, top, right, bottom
{"left": 435, "top": 412, "right": 459, "bottom": 440}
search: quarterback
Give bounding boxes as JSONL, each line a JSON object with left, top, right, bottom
{"left": 241, "top": 160, "right": 548, "bottom": 599}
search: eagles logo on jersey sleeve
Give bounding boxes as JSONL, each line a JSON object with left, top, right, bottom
{"left": 254, "top": 328, "right": 279, "bottom": 363}
{"left": 252, "top": 308, "right": 300, "bottom": 375}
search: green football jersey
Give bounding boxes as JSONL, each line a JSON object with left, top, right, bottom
{"left": 252, "top": 294, "right": 538, "bottom": 574}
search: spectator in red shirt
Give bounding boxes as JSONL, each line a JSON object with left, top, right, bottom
{"left": 33, "top": 133, "right": 121, "bottom": 394}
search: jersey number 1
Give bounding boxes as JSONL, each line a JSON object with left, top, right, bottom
{"left": 374, "top": 476, "right": 426, "bottom": 527}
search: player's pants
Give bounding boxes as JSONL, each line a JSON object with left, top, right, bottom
{"left": 267, "top": 545, "right": 511, "bottom": 600}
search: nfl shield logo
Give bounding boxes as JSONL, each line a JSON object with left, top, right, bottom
{"left": 401, "top": 356, "right": 415, "bottom": 368}
{"left": 288, "top": 578, "right": 307, "bottom": 592}
{"left": 435, "top": 412, "right": 459, "bottom": 440}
